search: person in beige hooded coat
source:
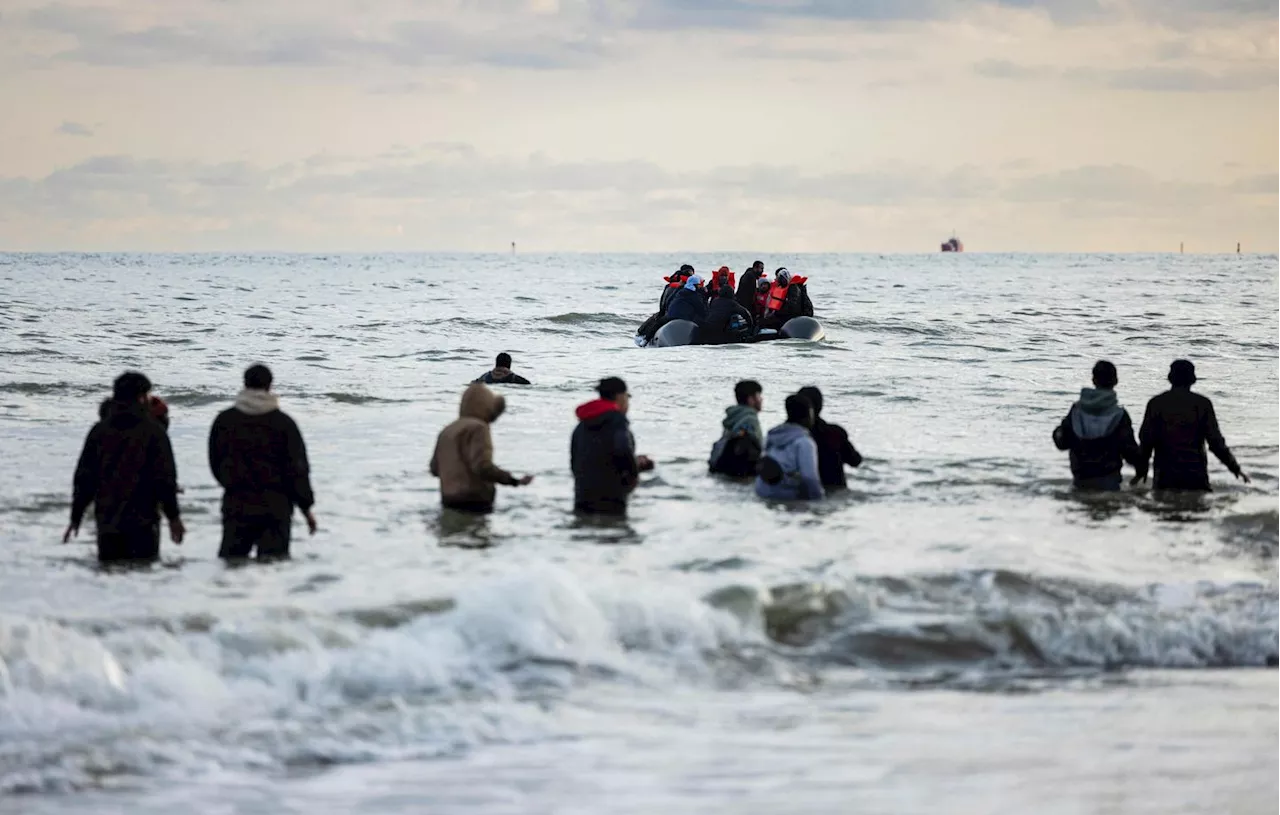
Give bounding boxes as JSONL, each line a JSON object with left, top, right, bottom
{"left": 430, "top": 383, "right": 533, "bottom": 513}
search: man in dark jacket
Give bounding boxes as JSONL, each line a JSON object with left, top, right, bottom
{"left": 1134, "top": 359, "right": 1249, "bottom": 491}
{"left": 699, "top": 286, "right": 755, "bottom": 344}
{"left": 65, "top": 371, "right": 184, "bottom": 563}
{"left": 473, "top": 353, "right": 531, "bottom": 385}
{"left": 659, "top": 264, "right": 695, "bottom": 315}
{"left": 665, "top": 275, "right": 709, "bottom": 323}
{"left": 209, "top": 364, "right": 317, "bottom": 561}
{"left": 571, "top": 377, "right": 654, "bottom": 515}
{"left": 795, "top": 386, "right": 863, "bottom": 489}
{"left": 735, "top": 261, "right": 766, "bottom": 313}
{"left": 1051, "top": 360, "right": 1145, "bottom": 490}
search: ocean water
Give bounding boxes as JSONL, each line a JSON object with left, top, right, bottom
{"left": 0, "top": 252, "right": 1276, "bottom": 814}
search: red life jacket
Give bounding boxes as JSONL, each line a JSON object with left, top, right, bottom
{"left": 708, "top": 267, "right": 736, "bottom": 292}
{"left": 663, "top": 273, "right": 690, "bottom": 288}
{"left": 754, "top": 287, "right": 770, "bottom": 314}
{"left": 765, "top": 276, "right": 808, "bottom": 313}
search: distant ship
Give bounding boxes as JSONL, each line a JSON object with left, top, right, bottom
{"left": 941, "top": 236, "right": 964, "bottom": 252}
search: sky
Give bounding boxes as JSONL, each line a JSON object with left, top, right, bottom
{"left": 0, "top": 0, "right": 1275, "bottom": 252}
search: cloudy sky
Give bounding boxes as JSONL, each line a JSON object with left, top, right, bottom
{"left": 0, "top": 0, "right": 1275, "bottom": 252}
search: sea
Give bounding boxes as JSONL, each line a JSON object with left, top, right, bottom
{"left": 0, "top": 252, "right": 1276, "bottom": 814}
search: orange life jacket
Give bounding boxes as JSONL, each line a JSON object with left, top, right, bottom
{"left": 708, "top": 267, "right": 736, "bottom": 292}
{"left": 765, "top": 276, "right": 808, "bottom": 313}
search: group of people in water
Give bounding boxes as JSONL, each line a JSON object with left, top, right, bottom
{"left": 638, "top": 260, "right": 816, "bottom": 344}
{"left": 64, "top": 321, "right": 1249, "bottom": 566}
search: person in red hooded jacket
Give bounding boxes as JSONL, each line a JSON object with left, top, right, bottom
{"left": 570, "top": 377, "right": 654, "bottom": 516}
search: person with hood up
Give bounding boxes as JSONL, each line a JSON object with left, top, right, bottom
{"left": 699, "top": 285, "right": 755, "bottom": 344}
{"left": 473, "top": 352, "right": 531, "bottom": 386}
{"left": 795, "top": 386, "right": 863, "bottom": 488}
{"left": 209, "top": 364, "right": 316, "bottom": 561}
{"left": 709, "top": 380, "right": 764, "bottom": 477}
{"left": 755, "top": 394, "right": 824, "bottom": 501}
{"left": 571, "top": 377, "right": 654, "bottom": 515}
{"left": 66, "top": 371, "right": 184, "bottom": 563}
{"left": 1133, "top": 359, "right": 1249, "bottom": 491}
{"left": 1051, "top": 360, "right": 1145, "bottom": 490}
{"left": 761, "top": 268, "right": 815, "bottom": 328}
{"left": 664, "top": 275, "right": 710, "bottom": 324}
{"left": 430, "top": 382, "right": 534, "bottom": 514}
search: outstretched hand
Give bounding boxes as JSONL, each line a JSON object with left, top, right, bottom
{"left": 637, "top": 455, "right": 655, "bottom": 472}
{"left": 518, "top": 474, "right": 535, "bottom": 486}
{"left": 62, "top": 523, "right": 79, "bottom": 544}
{"left": 305, "top": 510, "right": 319, "bottom": 535}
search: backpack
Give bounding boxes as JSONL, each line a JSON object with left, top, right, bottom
{"left": 756, "top": 455, "right": 784, "bottom": 485}
{"left": 709, "top": 430, "right": 762, "bottom": 478}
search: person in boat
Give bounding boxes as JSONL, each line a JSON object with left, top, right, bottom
{"left": 1133, "top": 360, "right": 1249, "bottom": 491}
{"left": 664, "top": 275, "right": 709, "bottom": 323}
{"left": 1051, "top": 360, "right": 1144, "bottom": 491}
{"left": 755, "top": 393, "right": 824, "bottom": 502}
{"left": 795, "top": 386, "right": 863, "bottom": 489}
{"left": 760, "top": 268, "right": 814, "bottom": 329}
{"left": 707, "top": 266, "right": 735, "bottom": 298}
{"left": 699, "top": 285, "right": 754, "bottom": 345}
{"left": 659, "top": 264, "right": 696, "bottom": 315}
{"left": 473, "top": 353, "right": 531, "bottom": 386}
{"left": 709, "top": 380, "right": 764, "bottom": 478}
{"left": 735, "top": 261, "right": 766, "bottom": 313}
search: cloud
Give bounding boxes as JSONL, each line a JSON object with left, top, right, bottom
{"left": 0, "top": 149, "right": 1270, "bottom": 251}
{"left": 974, "top": 60, "right": 1277, "bottom": 91}
{"left": 56, "top": 120, "right": 93, "bottom": 136}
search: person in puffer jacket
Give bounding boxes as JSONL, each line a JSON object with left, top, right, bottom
{"left": 755, "top": 394, "right": 824, "bottom": 501}
{"left": 1052, "top": 360, "right": 1145, "bottom": 490}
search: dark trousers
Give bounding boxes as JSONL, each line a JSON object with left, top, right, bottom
{"left": 98, "top": 524, "right": 160, "bottom": 564}
{"left": 1073, "top": 472, "right": 1123, "bottom": 492}
{"left": 442, "top": 499, "right": 494, "bottom": 515}
{"left": 220, "top": 514, "right": 292, "bottom": 561}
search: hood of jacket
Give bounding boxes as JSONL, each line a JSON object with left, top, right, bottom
{"left": 235, "top": 388, "right": 280, "bottom": 416}
{"left": 102, "top": 398, "right": 150, "bottom": 429}
{"left": 575, "top": 398, "right": 625, "bottom": 429}
{"left": 765, "top": 421, "right": 810, "bottom": 450}
{"left": 459, "top": 382, "right": 505, "bottom": 423}
{"left": 1071, "top": 387, "right": 1124, "bottom": 439}
{"left": 723, "top": 405, "right": 759, "bottom": 434}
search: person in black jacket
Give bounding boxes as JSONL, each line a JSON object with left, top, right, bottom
{"left": 1133, "top": 359, "right": 1249, "bottom": 491}
{"left": 795, "top": 386, "right": 862, "bottom": 488}
{"left": 209, "top": 364, "right": 317, "bottom": 561}
{"left": 1052, "top": 360, "right": 1145, "bottom": 490}
{"left": 473, "top": 353, "right": 531, "bottom": 385}
{"left": 700, "top": 286, "right": 754, "bottom": 344}
{"left": 735, "top": 261, "right": 765, "bottom": 313}
{"left": 664, "top": 275, "right": 709, "bottom": 323}
{"left": 571, "top": 377, "right": 654, "bottom": 516}
{"left": 65, "top": 371, "right": 185, "bottom": 563}
{"left": 659, "top": 264, "right": 695, "bottom": 315}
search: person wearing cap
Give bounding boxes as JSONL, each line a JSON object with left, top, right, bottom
{"left": 664, "top": 274, "right": 710, "bottom": 323}
{"left": 570, "top": 377, "right": 654, "bottom": 516}
{"left": 66, "top": 371, "right": 185, "bottom": 563}
{"left": 1051, "top": 360, "right": 1144, "bottom": 490}
{"left": 1134, "top": 360, "right": 1250, "bottom": 491}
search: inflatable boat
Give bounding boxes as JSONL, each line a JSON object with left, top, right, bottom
{"left": 636, "top": 316, "right": 825, "bottom": 348}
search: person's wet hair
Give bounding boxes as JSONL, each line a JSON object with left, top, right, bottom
{"left": 244, "top": 364, "right": 273, "bottom": 391}
{"left": 734, "top": 380, "right": 762, "bottom": 405}
{"left": 597, "top": 377, "right": 628, "bottom": 401}
{"left": 1091, "top": 360, "right": 1118, "bottom": 389}
{"left": 785, "top": 394, "right": 813, "bottom": 426}
{"left": 112, "top": 371, "right": 152, "bottom": 402}
{"left": 1169, "top": 359, "right": 1197, "bottom": 388}
{"left": 796, "top": 386, "right": 824, "bottom": 416}
{"left": 496, "top": 352, "right": 512, "bottom": 368}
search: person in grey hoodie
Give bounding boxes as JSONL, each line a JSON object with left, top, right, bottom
{"left": 755, "top": 394, "right": 824, "bottom": 501}
{"left": 1052, "top": 360, "right": 1145, "bottom": 490}
{"left": 209, "top": 364, "right": 317, "bottom": 561}
{"left": 709, "top": 380, "right": 764, "bottom": 477}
